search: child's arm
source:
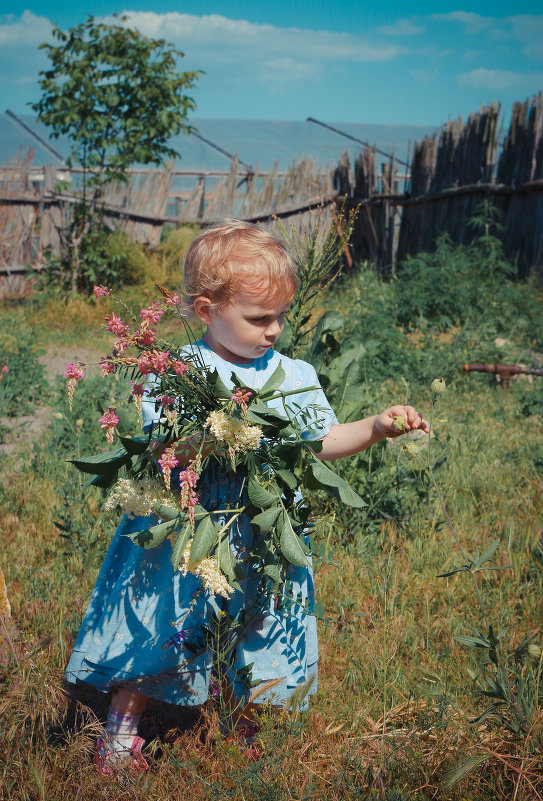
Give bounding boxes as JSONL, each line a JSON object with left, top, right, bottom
{"left": 317, "top": 405, "right": 429, "bottom": 461}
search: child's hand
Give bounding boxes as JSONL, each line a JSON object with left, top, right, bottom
{"left": 375, "top": 405, "right": 430, "bottom": 439}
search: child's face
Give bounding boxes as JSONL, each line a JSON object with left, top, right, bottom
{"left": 198, "top": 282, "right": 291, "bottom": 364}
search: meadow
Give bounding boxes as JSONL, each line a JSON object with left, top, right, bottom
{"left": 0, "top": 215, "right": 542, "bottom": 800}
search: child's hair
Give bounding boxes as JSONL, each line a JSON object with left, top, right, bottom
{"left": 184, "top": 219, "right": 298, "bottom": 309}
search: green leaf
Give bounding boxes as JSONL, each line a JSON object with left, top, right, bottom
{"left": 436, "top": 565, "right": 472, "bottom": 578}
{"left": 476, "top": 540, "right": 500, "bottom": 567}
{"left": 127, "top": 518, "right": 176, "bottom": 549}
{"left": 208, "top": 369, "right": 231, "bottom": 402}
{"left": 71, "top": 447, "right": 130, "bottom": 475}
{"left": 83, "top": 473, "right": 116, "bottom": 489}
{"left": 190, "top": 514, "right": 218, "bottom": 562}
{"left": 247, "top": 477, "right": 277, "bottom": 509}
{"left": 305, "top": 460, "right": 366, "bottom": 508}
{"left": 153, "top": 503, "right": 182, "bottom": 521}
{"left": 455, "top": 634, "right": 491, "bottom": 649}
{"left": 218, "top": 533, "right": 237, "bottom": 584}
{"left": 263, "top": 564, "right": 283, "bottom": 584}
{"left": 259, "top": 363, "right": 286, "bottom": 397}
{"left": 275, "top": 469, "right": 297, "bottom": 490}
{"left": 119, "top": 434, "right": 150, "bottom": 456}
{"left": 251, "top": 506, "right": 281, "bottom": 533}
{"left": 170, "top": 521, "right": 192, "bottom": 571}
{"left": 279, "top": 513, "right": 309, "bottom": 567}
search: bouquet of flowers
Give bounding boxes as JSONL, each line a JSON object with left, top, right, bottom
{"left": 65, "top": 285, "right": 365, "bottom": 601}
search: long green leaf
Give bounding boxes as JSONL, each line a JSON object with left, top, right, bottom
{"left": 71, "top": 447, "right": 130, "bottom": 475}
{"left": 127, "top": 519, "right": 176, "bottom": 549}
{"left": 190, "top": 514, "right": 218, "bottom": 562}
{"left": 218, "top": 532, "right": 237, "bottom": 584}
{"left": 247, "top": 477, "right": 277, "bottom": 509}
{"left": 170, "top": 521, "right": 192, "bottom": 571}
{"left": 279, "top": 513, "right": 308, "bottom": 567}
{"left": 259, "top": 363, "right": 286, "bottom": 396}
{"left": 119, "top": 434, "right": 150, "bottom": 456}
{"left": 306, "top": 460, "right": 366, "bottom": 508}
{"left": 251, "top": 505, "right": 281, "bottom": 533}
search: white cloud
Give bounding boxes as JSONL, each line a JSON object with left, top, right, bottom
{"left": 507, "top": 15, "right": 543, "bottom": 59}
{"left": 458, "top": 68, "right": 543, "bottom": 91}
{"left": 106, "top": 11, "right": 408, "bottom": 74}
{"left": 378, "top": 19, "right": 425, "bottom": 37}
{"left": 430, "top": 12, "right": 495, "bottom": 34}
{"left": 0, "top": 10, "right": 52, "bottom": 46}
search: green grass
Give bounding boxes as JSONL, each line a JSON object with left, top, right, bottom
{"left": 1, "top": 227, "right": 542, "bottom": 800}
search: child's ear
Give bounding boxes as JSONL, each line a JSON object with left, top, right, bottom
{"left": 193, "top": 296, "right": 214, "bottom": 325}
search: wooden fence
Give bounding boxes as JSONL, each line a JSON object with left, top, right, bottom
{"left": 1, "top": 92, "right": 542, "bottom": 297}
{"left": 349, "top": 94, "right": 543, "bottom": 277}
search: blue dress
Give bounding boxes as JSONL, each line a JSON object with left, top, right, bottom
{"left": 65, "top": 342, "right": 339, "bottom": 707}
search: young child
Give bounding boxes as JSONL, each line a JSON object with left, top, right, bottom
{"left": 65, "top": 219, "right": 429, "bottom": 774}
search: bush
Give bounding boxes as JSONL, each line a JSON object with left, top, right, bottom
{"left": 0, "top": 333, "right": 49, "bottom": 418}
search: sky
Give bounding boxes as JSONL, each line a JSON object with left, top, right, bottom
{"left": 1, "top": 2, "right": 542, "bottom": 127}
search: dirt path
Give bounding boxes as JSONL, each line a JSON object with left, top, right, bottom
{"left": 1, "top": 345, "right": 102, "bottom": 457}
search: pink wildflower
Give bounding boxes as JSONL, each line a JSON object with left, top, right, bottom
{"left": 105, "top": 313, "right": 128, "bottom": 336}
{"left": 150, "top": 350, "right": 170, "bottom": 374}
{"left": 164, "top": 291, "right": 180, "bottom": 306}
{"left": 131, "top": 382, "right": 145, "bottom": 398}
{"left": 64, "top": 363, "right": 85, "bottom": 411}
{"left": 158, "top": 445, "right": 179, "bottom": 491}
{"left": 93, "top": 285, "right": 110, "bottom": 297}
{"left": 232, "top": 388, "right": 252, "bottom": 405}
{"left": 100, "top": 357, "right": 116, "bottom": 376}
{"left": 131, "top": 382, "right": 145, "bottom": 423}
{"left": 133, "top": 327, "right": 156, "bottom": 347}
{"left": 159, "top": 393, "right": 175, "bottom": 408}
{"left": 99, "top": 407, "right": 119, "bottom": 446}
{"left": 171, "top": 360, "right": 188, "bottom": 377}
{"left": 140, "top": 302, "right": 164, "bottom": 326}
{"left": 137, "top": 352, "right": 154, "bottom": 376}
{"left": 113, "top": 333, "right": 133, "bottom": 354}
{"left": 231, "top": 387, "right": 252, "bottom": 420}
{"left": 0, "top": 364, "right": 8, "bottom": 380}
{"left": 179, "top": 462, "right": 199, "bottom": 529}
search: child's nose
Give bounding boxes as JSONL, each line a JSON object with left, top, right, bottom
{"left": 265, "top": 319, "right": 282, "bottom": 340}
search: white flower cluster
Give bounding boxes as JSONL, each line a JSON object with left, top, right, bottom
{"left": 180, "top": 541, "right": 234, "bottom": 599}
{"left": 205, "top": 410, "right": 262, "bottom": 453}
{"left": 103, "top": 477, "right": 173, "bottom": 519}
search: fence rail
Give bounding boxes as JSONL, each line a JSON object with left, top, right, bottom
{"left": 1, "top": 93, "right": 542, "bottom": 297}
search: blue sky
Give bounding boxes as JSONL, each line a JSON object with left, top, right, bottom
{"left": 1, "top": 2, "right": 542, "bottom": 126}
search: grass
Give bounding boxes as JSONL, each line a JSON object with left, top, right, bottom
{"left": 1, "top": 226, "right": 542, "bottom": 799}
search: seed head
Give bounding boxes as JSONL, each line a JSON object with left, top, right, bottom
{"left": 392, "top": 416, "right": 406, "bottom": 432}
{"left": 528, "top": 643, "right": 541, "bottom": 659}
{"left": 431, "top": 378, "right": 446, "bottom": 395}
{"left": 402, "top": 441, "right": 419, "bottom": 459}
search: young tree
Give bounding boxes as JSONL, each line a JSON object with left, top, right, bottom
{"left": 31, "top": 15, "right": 201, "bottom": 292}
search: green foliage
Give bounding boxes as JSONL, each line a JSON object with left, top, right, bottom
{"left": 0, "top": 333, "right": 49, "bottom": 419}
{"left": 31, "top": 15, "right": 200, "bottom": 295}
{"left": 32, "top": 15, "right": 200, "bottom": 185}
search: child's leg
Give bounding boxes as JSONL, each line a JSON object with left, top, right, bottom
{"left": 95, "top": 689, "right": 150, "bottom": 774}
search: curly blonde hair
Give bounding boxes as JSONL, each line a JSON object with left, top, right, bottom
{"left": 184, "top": 219, "right": 297, "bottom": 309}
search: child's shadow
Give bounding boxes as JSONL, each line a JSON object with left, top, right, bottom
{"left": 55, "top": 681, "right": 203, "bottom": 750}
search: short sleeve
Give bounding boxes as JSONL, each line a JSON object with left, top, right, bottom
{"left": 289, "top": 362, "right": 339, "bottom": 442}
